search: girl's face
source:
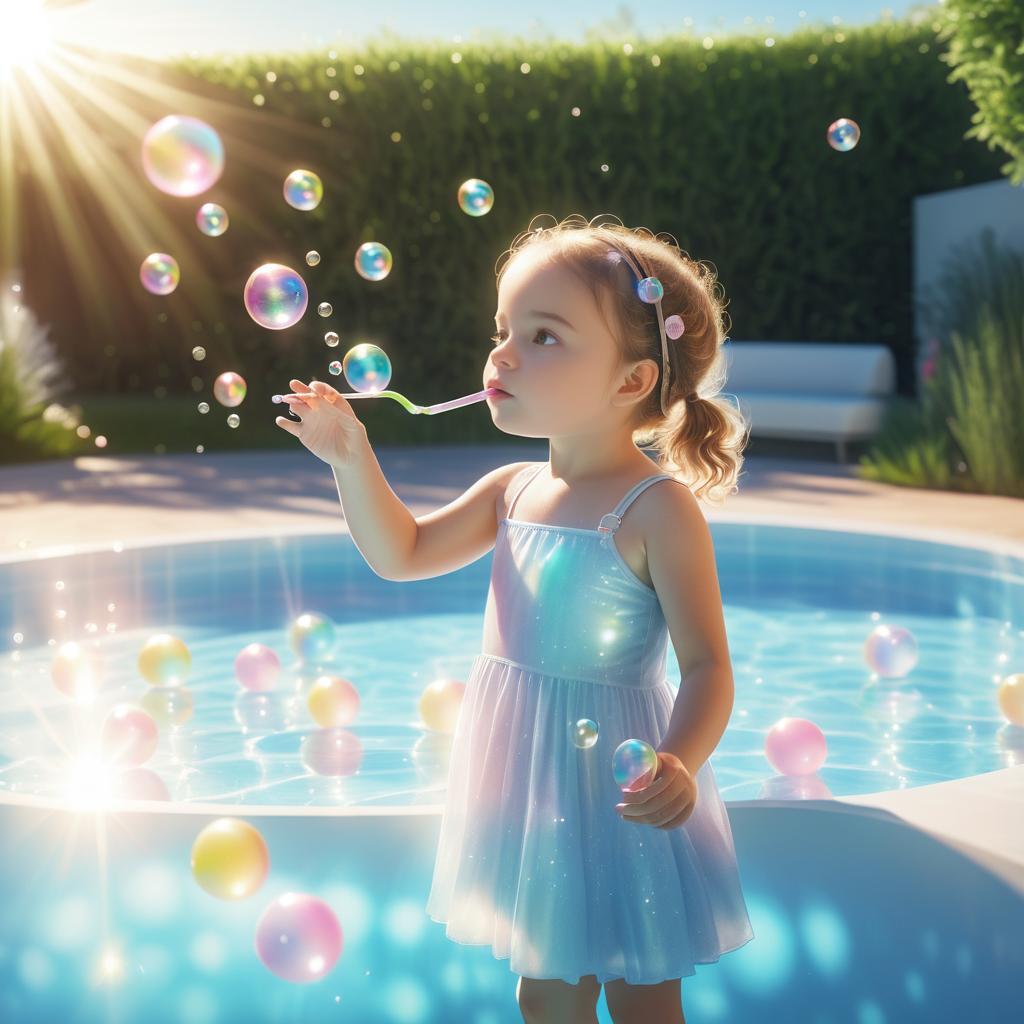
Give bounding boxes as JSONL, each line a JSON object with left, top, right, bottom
{"left": 485, "top": 248, "right": 637, "bottom": 437}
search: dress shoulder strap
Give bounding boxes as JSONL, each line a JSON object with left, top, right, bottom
{"left": 597, "top": 473, "right": 682, "bottom": 535}
{"left": 505, "top": 462, "right": 547, "bottom": 520}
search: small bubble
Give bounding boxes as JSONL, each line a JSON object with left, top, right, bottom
{"left": 305, "top": 251, "right": 321, "bottom": 266}
{"left": 324, "top": 331, "right": 340, "bottom": 347}
{"left": 317, "top": 302, "right": 333, "bottom": 317}
{"left": 227, "top": 414, "right": 240, "bottom": 428}
{"left": 198, "top": 402, "right": 210, "bottom": 414}
{"left": 192, "top": 346, "right": 206, "bottom": 361}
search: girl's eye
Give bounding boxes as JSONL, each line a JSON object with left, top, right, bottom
{"left": 489, "top": 329, "right": 559, "bottom": 347}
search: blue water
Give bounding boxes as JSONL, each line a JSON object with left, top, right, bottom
{"left": 1, "top": 524, "right": 1022, "bottom": 1023}
{"left": 1, "top": 524, "right": 1022, "bottom": 807}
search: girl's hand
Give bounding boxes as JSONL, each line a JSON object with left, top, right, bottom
{"left": 275, "top": 378, "right": 368, "bottom": 469}
{"left": 614, "top": 751, "right": 698, "bottom": 830}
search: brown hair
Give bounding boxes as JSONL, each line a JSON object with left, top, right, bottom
{"left": 495, "top": 213, "right": 751, "bottom": 504}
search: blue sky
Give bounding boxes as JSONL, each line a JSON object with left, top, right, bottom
{"left": 53, "top": 1, "right": 937, "bottom": 58}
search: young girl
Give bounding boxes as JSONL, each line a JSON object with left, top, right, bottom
{"left": 275, "top": 214, "right": 755, "bottom": 1024}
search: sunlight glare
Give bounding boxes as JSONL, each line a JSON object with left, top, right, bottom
{"left": 0, "top": 1, "right": 54, "bottom": 78}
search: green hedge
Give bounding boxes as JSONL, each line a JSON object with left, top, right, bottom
{"left": 10, "top": 17, "right": 1007, "bottom": 420}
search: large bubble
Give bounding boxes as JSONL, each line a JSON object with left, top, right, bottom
{"left": 342, "top": 343, "right": 392, "bottom": 393}
{"left": 255, "top": 893, "right": 343, "bottom": 983}
{"left": 142, "top": 115, "right": 225, "bottom": 197}
{"left": 243, "top": 263, "right": 308, "bottom": 330}
{"left": 213, "top": 371, "right": 247, "bottom": 408}
{"left": 354, "top": 242, "right": 392, "bottom": 282}
{"left": 139, "top": 253, "right": 180, "bottom": 296}
{"left": 283, "top": 169, "right": 323, "bottom": 211}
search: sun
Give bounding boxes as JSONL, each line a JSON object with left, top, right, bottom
{"left": 0, "top": 0, "right": 55, "bottom": 78}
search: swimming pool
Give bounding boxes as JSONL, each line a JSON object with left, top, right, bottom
{"left": 1, "top": 523, "right": 1021, "bottom": 1022}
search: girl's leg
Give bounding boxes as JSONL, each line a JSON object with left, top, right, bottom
{"left": 516, "top": 973, "right": 601, "bottom": 1024}
{"left": 604, "top": 977, "right": 685, "bottom": 1024}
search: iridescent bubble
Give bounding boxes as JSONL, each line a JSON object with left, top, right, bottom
{"left": 111, "top": 767, "right": 171, "bottom": 802}
{"left": 288, "top": 612, "right": 336, "bottom": 662}
{"left": 328, "top": 360, "right": 342, "bottom": 376}
{"left": 765, "top": 717, "right": 828, "bottom": 776}
{"left": 51, "top": 641, "right": 104, "bottom": 701}
{"left": 354, "top": 242, "right": 392, "bottom": 282}
{"left": 243, "top": 263, "right": 308, "bottom": 330}
{"left": 342, "top": 343, "right": 392, "bottom": 393}
{"left": 137, "top": 633, "right": 191, "bottom": 686}
{"left": 418, "top": 677, "right": 466, "bottom": 734}
{"left": 305, "top": 250, "right": 321, "bottom": 266}
{"left": 139, "top": 253, "right": 180, "bottom": 296}
{"left": 254, "top": 893, "right": 343, "bottom": 983}
{"left": 191, "top": 818, "right": 270, "bottom": 900}
{"left": 317, "top": 302, "right": 333, "bottom": 317}
{"left": 197, "top": 402, "right": 210, "bottom": 414}
{"left": 300, "top": 727, "right": 362, "bottom": 776}
{"left": 572, "top": 718, "right": 599, "bottom": 749}
{"left": 196, "top": 202, "right": 229, "bottom": 236}
{"left": 234, "top": 643, "right": 281, "bottom": 692}
{"left": 457, "top": 178, "right": 494, "bottom": 216}
{"left": 636, "top": 277, "right": 664, "bottom": 303}
{"left": 863, "top": 623, "right": 918, "bottom": 678}
{"left": 998, "top": 673, "right": 1024, "bottom": 726}
{"left": 192, "top": 346, "right": 206, "bottom": 361}
{"left": 142, "top": 115, "right": 225, "bottom": 197}
{"left": 324, "top": 331, "right": 339, "bottom": 347}
{"left": 612, "top": 738, "right": 657, "bottom": 792}
{"left": 227, "top": 413, "right": 240, "bottom": 428}
{"left": 100, "top": 704, "right": 159, "bottom": 767}
{"left": 307, "top": 675, "right": 360, "bottom": 728}
{"left": 827, "top": 117, "right": 860, "bottom": 152}
{"left": 213, "top": 371, "right": 247, "bottom": 408}
{"left": 140, "top": 685, "right": 194, "bottom": 728}
{"left": 283, "top": 169, "right": 323, "bottom": 211}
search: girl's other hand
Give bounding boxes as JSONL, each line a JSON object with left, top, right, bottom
{"left": 275, "top": 378, "right": 369, "bottom": 469}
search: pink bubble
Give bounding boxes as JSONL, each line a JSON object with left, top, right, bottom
{"left": 111, "top": 767, "right": 171, "bottom": 802}
{"left": 255, "top": 892, "right": 343, "bottom": 983}
{"left": 142, "top": 115, "right": 224, "bottom": 197}
{"left": 243, "top": 263, "right": 308, "bottom": 330}
{"left": 300, "top": 727, "right": 362, "bottom": 777}
{"left": 140, "top": 253, "right": 180, "bottom": 296}
{"left": 101, "top": 704, "right": 159, "bottom": 767}
{"left": 764, "top": 717, "right": 827, "bottom": 776}
{"left": 234, "top": 643, "right": 281, "bottom": 692}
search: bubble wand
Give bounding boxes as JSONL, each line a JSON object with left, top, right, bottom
{"left": 273, "top": 386, "right": 502, "bottom": 415}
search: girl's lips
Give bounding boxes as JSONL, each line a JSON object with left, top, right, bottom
{"left": 486, "top": 387, "right": 513, "bottom": 398}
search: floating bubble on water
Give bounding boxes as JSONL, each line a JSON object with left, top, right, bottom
{"left": 826, "top": 117, "right": 860, "bottom": 152}
{"left": 324, "top": 331, "right": 339, "bottom": 347}
{"left": 764, "top": 717, "right": 828, "bottom": 776}
{"left": 317, "top": 301, "right": 332, "bottom": 317}
{"left": 138, "top": 633, "right": 191, "bottom": 686}
{"left": 289, "top": 612, "right": 336, "bottom": 662}
{"left": 227, "top": 413, "right": 240, "bottom": 428}
{"left": 196, "top": 202, "right": 229, "bottom": 237}
{"left": 192, "top": 818, "right": 270, "bottom": 900}
{"left": 612, "top": 738, "right": 657, "bottom": 792}
{"left": 342, "top": 343, "right": 392, "bottom": 393}
{"left": 110, "top": 767, "right": 171, "bottom": 802}
{"left": 234, "top": 643, "right": 281, "bottom": 692}
{"left": 139, "top": 253, "right": 180, "bottom": 296}
{"left": 998, "top": 673, "right": 1024, "bottom": 726}
{"left": 140, "top": 685, "right": 194, "bottom": 728}
{"left": 418, "top": 677, "right": 466, "bottom": 734}
{"left": 100, "top": 704, "right": 159, "bottom": 767}
{"left": 305, "top": 250, "right": 321, "bottom": 266}
{"left": 213, "top": 371, "right": 247, "bottom": 408}
{"left": 283, "top": 169, "right": 323, "bottom": 211}
{"left": 243, "top": 263, "right": 308, "bottom": 330}
{"left": 300, "top": 726, "right": 362, "bottom": 776}
{"left": 192, "top": 346, "right": 206, "bottom": 361}
{"left": 572, "top": 718, "right": 599, "bottom": 749}
{"left": 142, "top": 115, "right": 224, "bottom": 197}
{"left": 254, "top": 892, "right": 343, "bottom": 983}
{"left": 328, "top": 360, "right": 342, "bottom": 375}
{"left": 636, "top": 276, "right": 664, "bottom": 303}
{"left": 354, "top": 241, "right": 392, "bottom": 281}
{"left": 51, "top": 641, "right": 104, "bottom": 700}
{"left": 457, "top": 178, "right": 494, "bottom": 217}
{"left": 307, "top": 675, "right": 360, "bottom": 728}
{"left": 863, "top": 623, "right": 918, "bottom": 678}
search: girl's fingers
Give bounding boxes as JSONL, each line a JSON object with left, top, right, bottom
{"left": 310, "top": 380, "right": 340, "bottom": 402}
{"left": 275, "top": 416, "right": 301, "bottom": 435}
{"left": 288, "top": 378, "right": 309, "bottom": 392}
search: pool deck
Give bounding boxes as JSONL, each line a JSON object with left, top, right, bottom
{"left": 2, "top": 443, "right": 1023, "bottom": 895}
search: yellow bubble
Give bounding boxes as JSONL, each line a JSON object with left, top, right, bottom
{"left": 997, "top": 673, "right": 1024, "bottom": 726}
{"left": 191, "top": 817, "right": 270, "bottom": 900}
{"left": 141, "top": 686, "right": 195, "bottom": 728}
{"left": 418, "top": 677, "right": 466, "bottom": 734}
{"left": 307, "top": 675, "right": 360, "bottom": 728}
{"left": 137, "top": 633, "right": 192, "bottom": 686}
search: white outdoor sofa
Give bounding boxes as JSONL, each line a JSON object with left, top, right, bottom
{"left": 722, "top": 341, "right": 897, "bottom": 462}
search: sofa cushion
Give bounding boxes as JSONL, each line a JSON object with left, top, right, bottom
{"left": 724, "top": 342, "right": 896, "bottom": 396}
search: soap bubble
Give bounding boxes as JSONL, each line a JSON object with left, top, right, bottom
{"left": 51, "top": 641, "right": 104, "bottom": 700}
{"left": 197, "top": 402, "right": 210, "bottom": 414}
{"left": 342, "top": 343, "right": 392, "bottom": 393}
{"left": 213, "top": 371, "right": 247, "bottom": 408}
{"left": 305, "top": 250, "right": 321, "bottom": 266}
{"left": 765, "top": 717, "right": 828, "bottom": 776}
{"left": 636, "top": 277, "right": 664, "bottom": 303}
{"left": 354, "top": 242, "right": 392, "bottom": 281}
{"left": 227, "top": 413, "right": 240, "bottom": 428}
{"left": 140, "top": 685, "right": 194, "bottom": 728}
{"left": 283, "top": 169, "right": 323, "bottom": 211}
{"left": 998, "top": 673, "right": 1024, "bottom": 726}
{"left": 244, "top": 263, "right": 308, "bottom": 330}
{"left": 418, "top": 677, "right": 466, "bottom": 734}
{"left": 139, "top": 253, "right": 180, "bottom": 295}
{"left": 234, "top": 643, "right": 281, "bottom": 692}
{"left": 191, "top": 818, "right": 270, "bottom": 900}
{"left": 324, "top": 331, "right": 339, "bottom": 347}
{"left": 192, "top": 346, "right": 206, "bottom": 361}
{"left": 827, "top": 117, "right": 860, "bottom": 152}
{"left": 138, "top": 633, "right": 191, "bottom": 686}
{"left": 863, "top": 623, "right": 918, "bottom": 678}
{"left": 196, "top": 202, "right": 229, "bottom": 236}
{"left": 328, "top": 360, "right": 342, "bottom": 375}
{"left": 612, "top": 738, "right": 657, "bottom": 792}
{"left": 255, "top": 893, "right": 343, "bottom": 983}
{"left": 317, "top": 302, "right": 332, "bottom": 317}
{"left": 307, "top": 675, "right": 360, "bottom": 728}
{"left": 457, "top": 178, "right": 494, "bottom": 216}
{"left": 101, "top": 704, "right": 159, "bottom": 767}
{"left": 300, "top": 727, "right": 362, "bottom": 776}
{"left": 142, "top": 115, "right": 224, "bottom": 197}
{"left": 288, "top": 612, "right": 335, "bottom": 662}
{"left": 572, "top": 718, "right": 599, "bottom": 749}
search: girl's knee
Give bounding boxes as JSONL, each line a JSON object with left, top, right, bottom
{"left": 604, "top": 977, "right": 684, "bottom": 1024}
{"left": 516, "top": 974, "right": 600, "bottom": 1022}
